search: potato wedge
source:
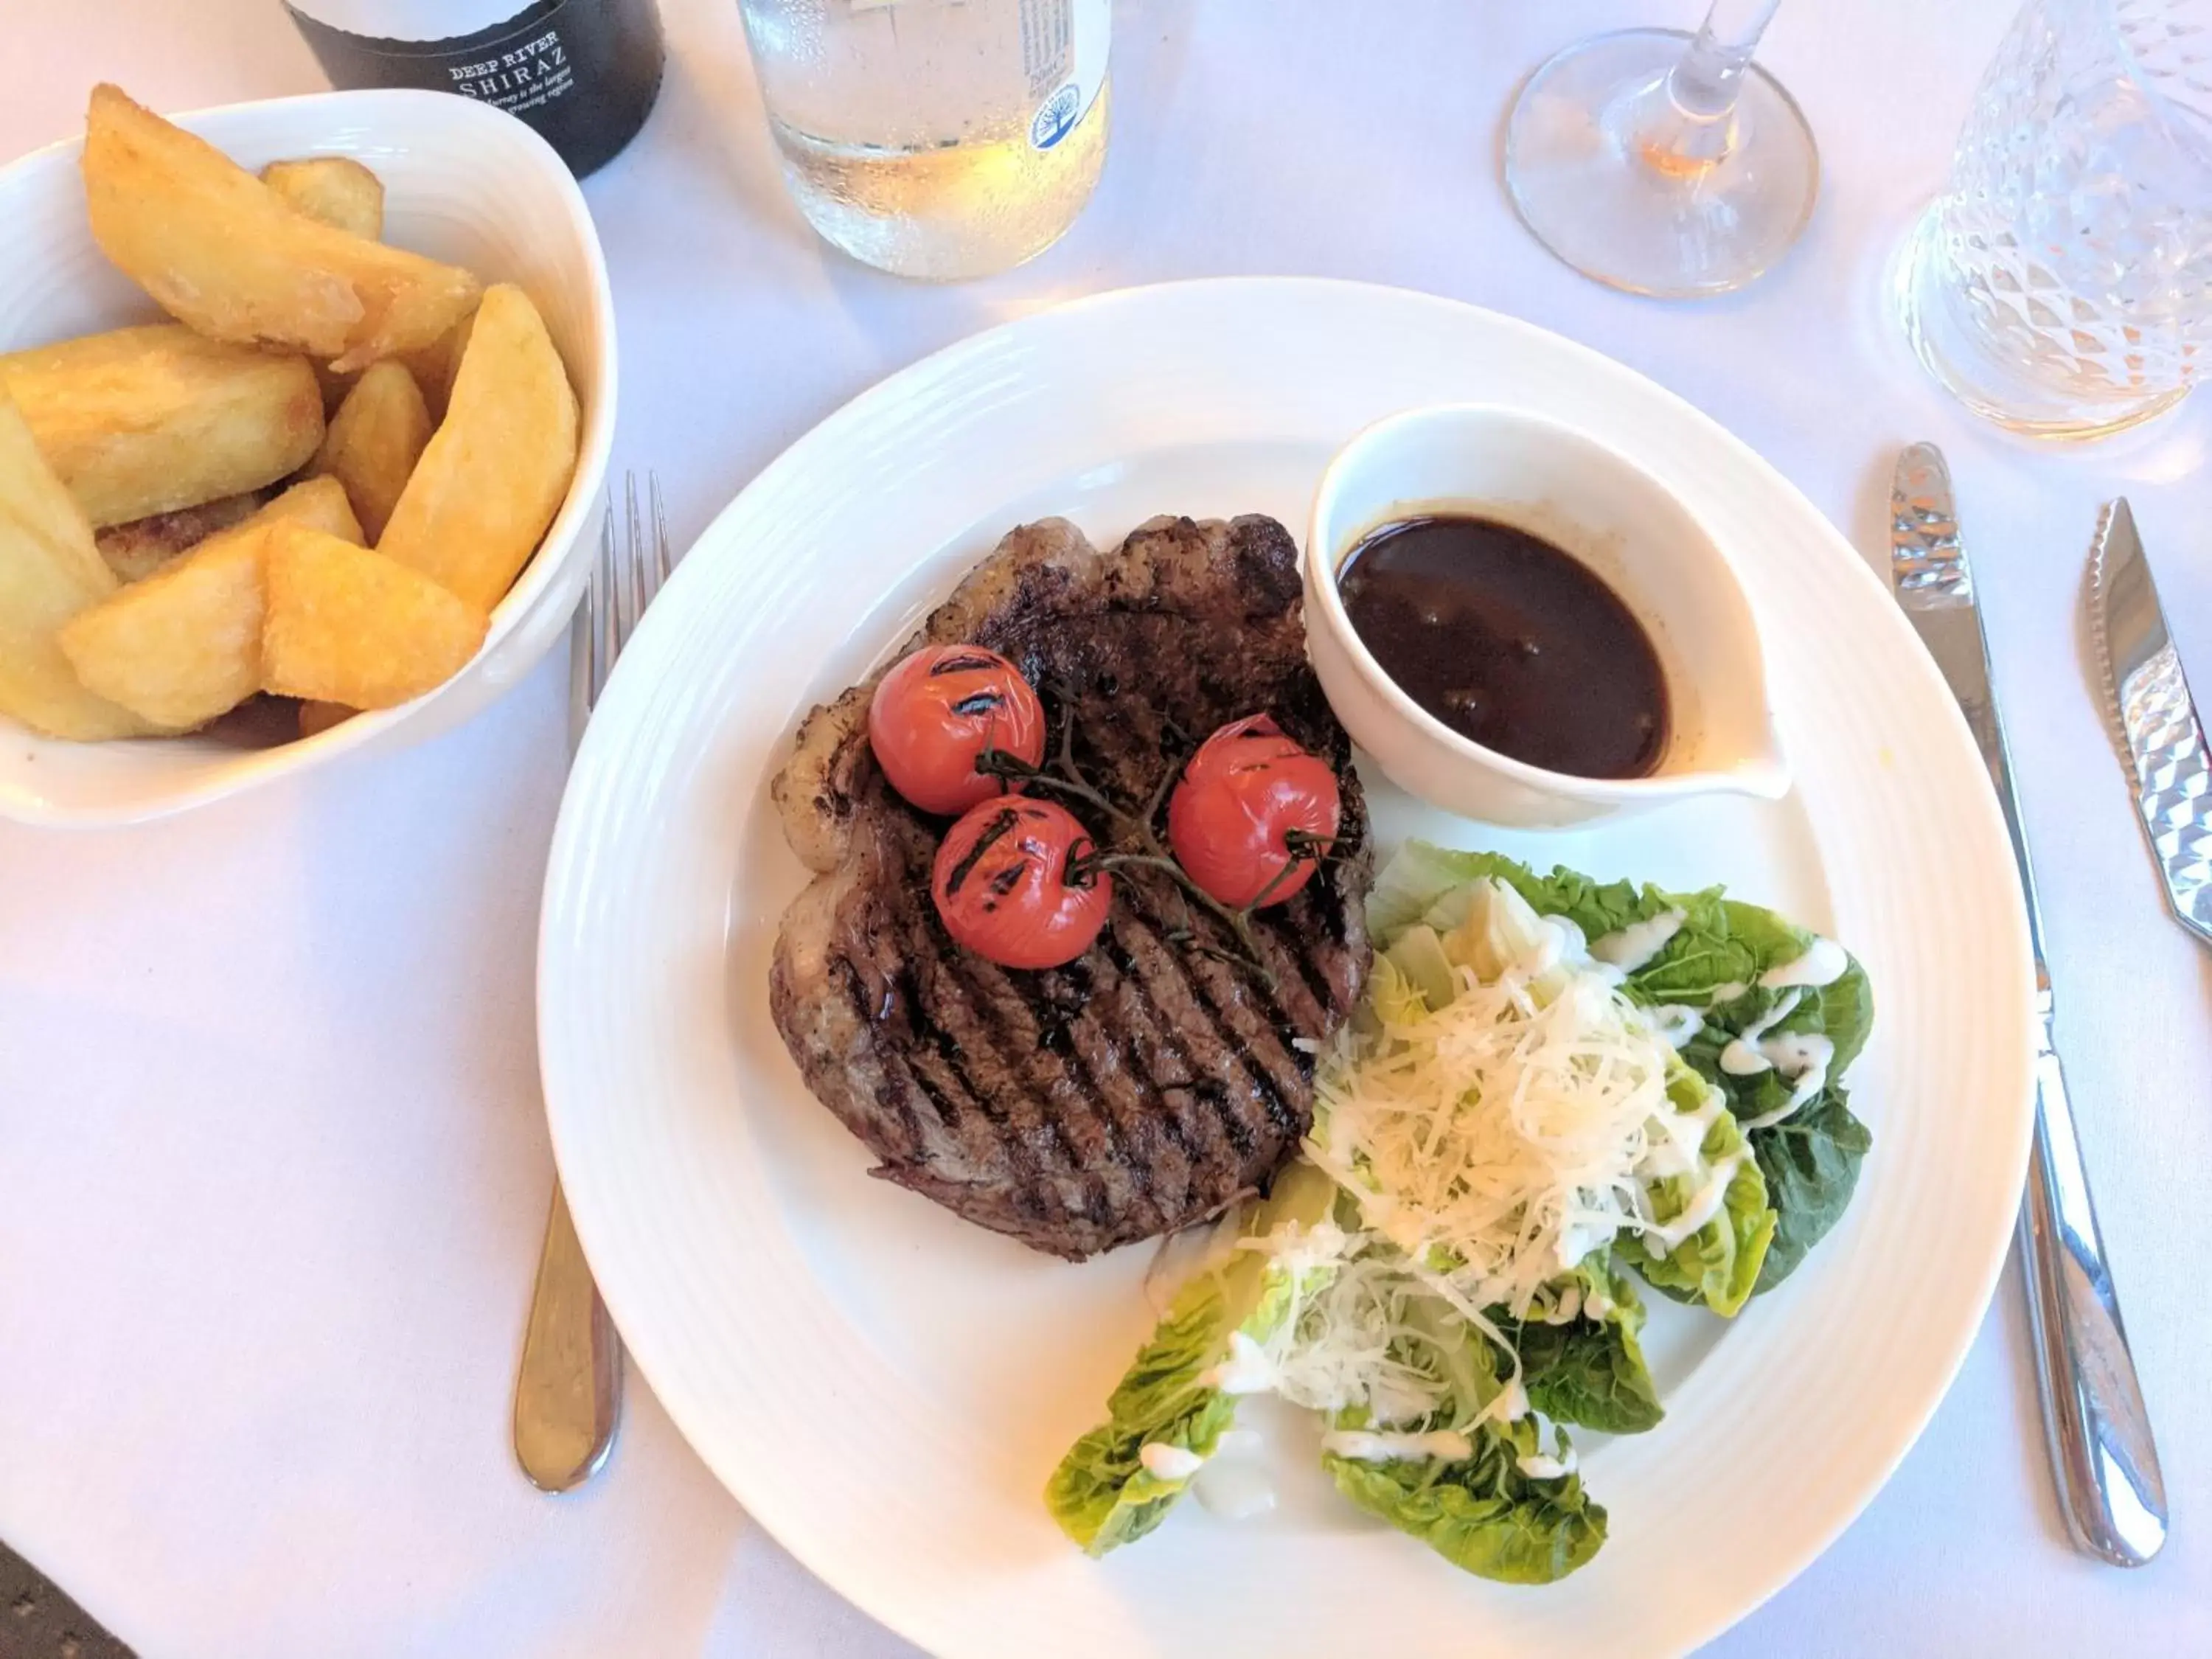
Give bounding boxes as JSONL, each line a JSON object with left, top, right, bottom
{"left": 0, "top": 388, "right": 153, "bottom": 739}
{"left": 395, "top": 306, "right": 475, "bottom": 422}
{"left": 311, "top": 361, "right": 431, "bottom": 542}
{"left": 375, "top": 284, "right": 577, "bottom": 611}
{"left": 59, "top": 523, "right": 268, "bottom": 731}
{"left": 0, "top": 324, "right": 323, "bottom": 527}
{"left": 83, "top": 85, "right": 481, "bottom": 373}
{"left": 257, "top": 474, "right": 366, "bottom": 545}
{"left": 95, "top": 487, "right": 265, "bottom": 582}
{"left": 55, "top": 476, "right": 367, "bottom": 731}
{"left": 262, "top": 524, "right": 488, "bottom": 709}
{"left": 271, "top": 158, "right": 385, "bottom": 414}
{"left": 261, "top": 156, "right": 383, "bottom": 240}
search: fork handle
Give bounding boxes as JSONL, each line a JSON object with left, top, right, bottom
{"left": 513, "top": 1179, "right": 624, "bottom": 1491}
{"left": 2018, "top": 1021, "right": 2165, "bottom": 1565}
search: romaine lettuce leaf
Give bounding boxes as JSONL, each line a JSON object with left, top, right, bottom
{"left": 1512, "top": 1266, "right": 1663, "bottom": 1434}
{"left": 1743, "top": 1085, "right": 1873, "bottom": 1285}
{"left": 1304, "top": 1287, "right": 1606, "bottom": 1584}
{"left": 1615, "top": 1079, "right": 1774, "bottom": 1317}
{"left": 1367, "top": 842, "right": 1633, "bottom": 947}
{"left": 1045, "top": 1161, "right": 1335, "bottom": 1554}
{"left": 1674, "top": 991, "right": 1871, "bottom": 1290}
{"left": 1326, "top": 1431, "right": 1607, "bottom": 1585}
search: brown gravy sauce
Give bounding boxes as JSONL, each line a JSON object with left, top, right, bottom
{"left": 1338, "top": 515, "right": 1669, "bottom": 779}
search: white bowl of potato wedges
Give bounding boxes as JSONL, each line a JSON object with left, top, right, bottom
{"left": 0, "top": 84, "right": 614, "bottom": 825}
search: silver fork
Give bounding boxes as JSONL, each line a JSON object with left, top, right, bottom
{"left": 512, "top": 471, "right": 672, "bottom": 1493}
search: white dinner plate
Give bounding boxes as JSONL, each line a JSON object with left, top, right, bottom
{"left": 538, "top": 279, "right": 2034, "bottom": 1659}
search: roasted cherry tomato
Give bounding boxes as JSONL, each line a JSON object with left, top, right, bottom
{"left": 868, "top": 645, "right": 1046, "bottom": 815}
{"left": 931, "top": 799, "right": 1112, "bottom": 970}
{"left": 1167, "top": 714, "right": 1341, "bottom": 909}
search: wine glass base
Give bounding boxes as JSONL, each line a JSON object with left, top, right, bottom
{"left": 1893, "top": 206, "right": 2191, "bottom": 440}
{"left": 1505, "top": 29, "right": 1820, "bottom": 299}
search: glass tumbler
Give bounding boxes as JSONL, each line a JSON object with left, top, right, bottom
{"left": 737, "top": 0, "right": 1111, "bottom": 282}
{"left": 1897, "top": 0, "right": 2212, "bottom": 438}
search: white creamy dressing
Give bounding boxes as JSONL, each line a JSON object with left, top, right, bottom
{"left": 1200, "top": 1330, "right": 1277, "bottom": 1396}
{"left": 1138, "top": 1442, "right": 1207, "bottom": 1481}
{"left": 1643, "top": 1004, "right": 1705, "bottom": 1049}
{"left": 1192, "top": 1458, "right": 1276, "bottom": 1520}
{"left": 1759, "top": 936, "right": 1848, "bottom": 990}
{"left": 1555, "top": 1212, "right": 1618, "bottom": 1274}
{"left": 1516, "top": 1448, "right": 1578, "bottom": 1479}
{"left": 1190, "top": 1429, "right": 1276, "bottom": 1520}
{"left": 1708, "top": 981, "right": 1747, "bottom": 1006}
{"left": 1740, "top": 1033, "right": 1837, "bottom": 1130}
{"left": 1590, "top": 909, "right": 1686, "bottom": 976}
{"left": 1493, "top": 1377, "right": 1530, "bottom": 1423}
{"left": 1321, "top": 1427, "right": 1475, "bottom": 1464}
{"left": 1646, "top": 1154, "right": 1742, "bottom": 1253}
{"left": 1636, "top": 1087, "right": 1724, "bottom": 1183}
{"left": 1718, "top": 986, "right": 1839, "bottom": 1127}
{"left": 1719, "top": 990, "right": 1803, "bottom": 1076}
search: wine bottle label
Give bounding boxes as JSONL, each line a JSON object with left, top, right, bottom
{"left": 284, "top": 0, "right": 665, "bottom": 178}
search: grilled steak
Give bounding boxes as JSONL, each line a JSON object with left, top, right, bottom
{"left": 769, "top": 514, "right": 1373, "bottom": 1259}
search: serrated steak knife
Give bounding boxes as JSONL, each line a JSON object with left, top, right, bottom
{"left": 2089, "top": 498, "right": 2212, "bottom": 947}
{"left": 1890, "top": 443, "right": 2166, "bottom": 1568}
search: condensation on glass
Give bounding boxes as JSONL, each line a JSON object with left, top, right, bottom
{"left": 737, "top": 0, "right": 1112, "bottom": 281}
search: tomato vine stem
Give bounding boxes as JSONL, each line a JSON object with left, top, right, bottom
{"left": 974, "top": 694, "right": 1334, "bottom": 992}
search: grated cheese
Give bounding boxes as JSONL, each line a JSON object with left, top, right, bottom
{"left": 1298, "top": 880, "right": 1722, "bottom": 1394}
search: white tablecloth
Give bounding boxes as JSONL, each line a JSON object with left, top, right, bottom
{"left": 4, "top": 1, "right": 2208, "bottom": 1653}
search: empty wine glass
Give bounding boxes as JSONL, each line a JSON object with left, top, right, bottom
{"left": 1505, "top": 1, "right": 1819, "bottom": 298}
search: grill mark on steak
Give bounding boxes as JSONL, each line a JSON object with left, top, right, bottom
{"left": 1092, "top": 928, "right": 1225, "bottom": 1180}
{"left": 769, "top": 513, "right": 1373, "bottom": 1259}
{"left": 834, "top": 953, "right": 933, "bottom": 1156}
{"left": 1110, "top": 863, "right": 1322, "bottom": 1127}
{"left": 894, "top": 901, "right": 1064, "bottom": 1215}
{"left": 924, "top": 927, "right": 1094, "bottom": 1222}
{"left": 1002, "top": 967, "right": 1145, "bottom": 1228}
{"left": 1105, "top": 892, "right": 1282, "bottom": 1163}
{"left": 884, "top": 821, "right": 1145, "bottom": 1231}
{"left": 1015, "top": 964, "right": 1172, "bottom": 1211}
{"left": 1064, "top": 949, "right": 1204, "bottom": 1212}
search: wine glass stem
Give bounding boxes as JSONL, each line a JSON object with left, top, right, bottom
{"left": 1630, "top": 0, "right": 1787, "bottom": 171}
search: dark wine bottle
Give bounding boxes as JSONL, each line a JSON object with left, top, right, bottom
{"left": 284, "top": 0, "right": 665, "bottom": 178}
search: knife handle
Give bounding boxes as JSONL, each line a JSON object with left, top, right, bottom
{"left": 2017, "top": 1009, "right": 2166, "bottom": 1565}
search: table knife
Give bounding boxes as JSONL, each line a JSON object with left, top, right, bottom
{"left": 2089, "top": 498, "right": 2212, "bottom": 948}
{"left": 1890, "top": 443, "right": 2166, "bottom": 1568}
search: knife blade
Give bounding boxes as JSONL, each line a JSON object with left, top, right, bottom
{"left": 2089, "top": 498, "right": 2212, "bottom": 947}
{"left": 1890, "top": 443, "right": 2166, "bottom": 1568}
